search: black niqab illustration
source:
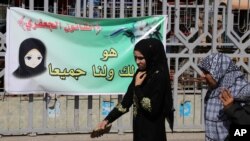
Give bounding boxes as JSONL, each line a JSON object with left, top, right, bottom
{"left": 13, "top": 38, "right": 46, "bottom": 78}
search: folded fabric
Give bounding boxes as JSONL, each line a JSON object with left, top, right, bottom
{"left": 90, "top": 124, "right": 112, "bottom": 138}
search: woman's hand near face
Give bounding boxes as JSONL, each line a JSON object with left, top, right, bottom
{"left": 135, "top": 71, "right": 147, "bottom": 86}
{"left": 219, "top": 89, "right": 234, "bottom": 109}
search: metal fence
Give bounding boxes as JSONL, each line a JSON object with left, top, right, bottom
{"left": 0, "top": 0, "right": 249, "bottom": 135}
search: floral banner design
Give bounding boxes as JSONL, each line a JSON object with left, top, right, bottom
{"left": 5, "top": 7, "right": 166, "bottom": 95}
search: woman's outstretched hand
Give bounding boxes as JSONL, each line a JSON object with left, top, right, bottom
{"left": 91, "top": 120, "right": 111, "bottom": 138}
{"left": 98, "top": 120, "right": 108, "bottom": 129}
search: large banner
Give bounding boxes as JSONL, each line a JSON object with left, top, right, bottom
{"left": 6, "top": 7, "right": 166, "bottom": 95}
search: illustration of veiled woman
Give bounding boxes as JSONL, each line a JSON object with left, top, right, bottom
{"left": 13, "top": 38, "right": 46, "bottom": 78}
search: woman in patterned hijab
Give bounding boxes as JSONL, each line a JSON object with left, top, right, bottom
{"left": 198, "top": 53, "right": 250, "bottom": 141}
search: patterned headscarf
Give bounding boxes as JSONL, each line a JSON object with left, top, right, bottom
{"left": 198, "top": 53, "right": 250, "bottom": 140}
{"left": 198, "top": 53, "right": 250, "bottom": 100}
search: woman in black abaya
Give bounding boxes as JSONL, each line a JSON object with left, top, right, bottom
{"left": 95, "top": 38, "right": 174, "bottom": 141}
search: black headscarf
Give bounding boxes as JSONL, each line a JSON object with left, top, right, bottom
{"left": 134, "top": 38, "right": 174, "bottom": 132}
{"left": 13, "top": 38, "right": 46, "bottom": 78}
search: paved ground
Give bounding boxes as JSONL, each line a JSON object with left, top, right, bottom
{"left": 0, "top": 132, "right": 205, "bottom": 141}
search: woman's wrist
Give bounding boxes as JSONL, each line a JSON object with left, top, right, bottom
{"left": 224, "top": 102, "right": 234, "bottom": 109}
{"left": 103, "top": 119, "right": 109, "bottom": 124}
{"left": 135, "top": 84, "right": 141, "bottom": 87}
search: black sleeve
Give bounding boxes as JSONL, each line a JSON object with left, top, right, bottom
{"left": 224, "top": 103, "right": 250, "bottom": 125}
{"left": 134, "top": 71, "right": 166, "bottom": 118}
{"left": 104, "top": 82, "right": 134, "bottom": 124}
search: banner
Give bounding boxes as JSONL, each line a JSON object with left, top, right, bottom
{"left": 6, "top": 7, "right": 166, "bottom": 95}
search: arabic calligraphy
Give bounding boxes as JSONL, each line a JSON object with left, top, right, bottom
{"left": 64, "top": 23, "right": 102, "bottom": 34}
{"left": 118, "top": 65, "right": 135, "bottom": 77}
{"left": 92, "top": 65, "right": 115, "bottom": 81}
{"left": 47, "top": 45, "right": 134, "bottom": 81}
{"left": 17, "top": 16, "right": 102, "bottom": 34}
{"left": 18, "top": 16, "right": 60, "bottom": 31}
{"left": 48, "top": 63, "right": 86, "bottom": 80}
{"left": 100, "top": 48, "right": 118, "bottom": 61}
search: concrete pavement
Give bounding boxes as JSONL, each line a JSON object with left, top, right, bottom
{"left": 0, "top": 132, "right": 205, "bottom": 141}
